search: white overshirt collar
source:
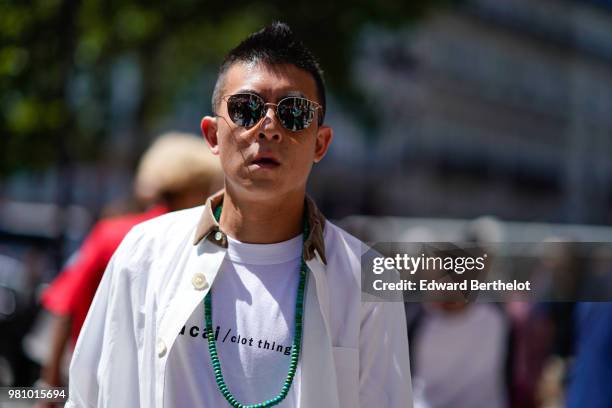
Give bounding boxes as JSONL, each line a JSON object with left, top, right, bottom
{"left": 192, "top": 189, "right": 327, "bottom": 265}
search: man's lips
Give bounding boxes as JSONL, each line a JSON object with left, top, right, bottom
{"left": 249, "top": 154, "right": 281, "bottom": 168}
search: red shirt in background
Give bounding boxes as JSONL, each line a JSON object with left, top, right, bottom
{"left": 41, "top": 206, "right": 167, "bottom": 346}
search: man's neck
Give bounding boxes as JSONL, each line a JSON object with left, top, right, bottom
{"left": 219, "top": 187, "right": 305, "bottom": 244}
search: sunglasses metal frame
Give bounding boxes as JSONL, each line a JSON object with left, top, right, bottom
{"left": 222, "top": 92, "right": 323, "bottom": 131}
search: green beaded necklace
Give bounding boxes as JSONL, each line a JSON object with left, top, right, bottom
{"left": 203, "top": 204, "right": 308, "bottom": 408}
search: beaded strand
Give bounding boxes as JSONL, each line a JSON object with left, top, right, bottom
{"left": 203, "top": 204, "right": 309, "bottom": 408}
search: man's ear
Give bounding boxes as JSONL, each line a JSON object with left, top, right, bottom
{"left": 313, "top": 125, "right": 333, "bottom": 163}
{"left": 201, "top": 116, "right": 220, "bottom": 155}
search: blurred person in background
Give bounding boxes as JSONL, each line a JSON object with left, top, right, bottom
{"left": 529, "top": 239, "right": 582, "bottom": 408}
{"left": 407, "top": 219, "right": 511, "bottom": 408}
{"left": 38, "top": 132, "right": 222, "bottom": 389}
{"left": 408, "top": 301, "right": 511, "bottom": 408}
{"left": 505, "top": 299, "right": 555, "bottom": 408}
{"left": 565, "top": 302, "right": 612, "bottom": 408}
{"left": 543, "top": 244, "right": 612, "bottom": 407}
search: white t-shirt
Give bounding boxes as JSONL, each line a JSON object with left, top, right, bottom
{"left": 164, "top": 234, "right": 303, "bottom": 407}
{"left": 413, "top": 304, "right": 508, "bottom": 408}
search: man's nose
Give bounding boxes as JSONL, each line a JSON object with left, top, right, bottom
{"left": 257, "top": 106, "right": 282, "bottom": 142}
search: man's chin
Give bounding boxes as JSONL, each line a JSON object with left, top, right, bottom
{"left": 227, "top": 173, "right": 304, "bottom": 198}
{"left": 239, "top": 178, "right": 287, "bottom": 194}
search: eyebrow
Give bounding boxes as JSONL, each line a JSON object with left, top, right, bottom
{"left": 234, "top": 88, "right": 262, "bottom": 98}
{"left": 283, "top": 90, "right": 306, "bottom": 98}
{"left": 234, "top": 89, "right": 307, "bottom": 102}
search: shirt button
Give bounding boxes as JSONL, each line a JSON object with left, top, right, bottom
{"left": 192, "top": 273, "right": 209, "bottom": 290}
{"left": 157, "top": 338, "right": 167, "bottom": 358}
{"left": 214, "top": 231, "right": 223, "bottom": 241}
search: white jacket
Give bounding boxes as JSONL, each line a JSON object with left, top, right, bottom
{"left": 66, "top": 193, "right": 412, "bottom": 407}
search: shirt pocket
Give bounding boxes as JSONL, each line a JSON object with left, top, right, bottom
{"left": 332, "top": 346, "right": 359, "bottom": 408}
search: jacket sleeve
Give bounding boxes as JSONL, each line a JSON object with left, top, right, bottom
{"left": 65, "top": 230, "right": 142, "bottom": 408}
{"left": 360, "top": 300, "right": 413, "bottom": 408}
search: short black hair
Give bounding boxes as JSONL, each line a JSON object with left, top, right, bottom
{"left": 212, "top": 22, "right": 326, "bottom": 124}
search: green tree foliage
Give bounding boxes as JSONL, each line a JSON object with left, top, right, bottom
{"left": 0, "top": 0, "right": 453, "bottom": 176}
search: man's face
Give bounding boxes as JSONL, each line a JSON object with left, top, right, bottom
{"left": 202, "top": 62, "right": 333, "bottom": 200}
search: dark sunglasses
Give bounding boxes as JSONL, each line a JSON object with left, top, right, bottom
{"left": 223, "top": 93, "right": 323, "bottom": 131}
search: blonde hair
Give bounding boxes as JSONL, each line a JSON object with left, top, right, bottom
{"left": 134, "top": 132, "right": 222, "bottom": 203}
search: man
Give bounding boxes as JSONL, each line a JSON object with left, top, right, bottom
{"left": 67, "top": 22, "right": 412, "bottom": 408}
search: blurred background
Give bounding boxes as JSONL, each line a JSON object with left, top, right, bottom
{"left": 1, "top": 0, "right": 612, "bottom": 407}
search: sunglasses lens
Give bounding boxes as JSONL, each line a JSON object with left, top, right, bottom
{"left": 227, "top": 94, "right": 264, "bottom": 128}
{"left": 277, "top": 97, "right": 315, "bottom": 131}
